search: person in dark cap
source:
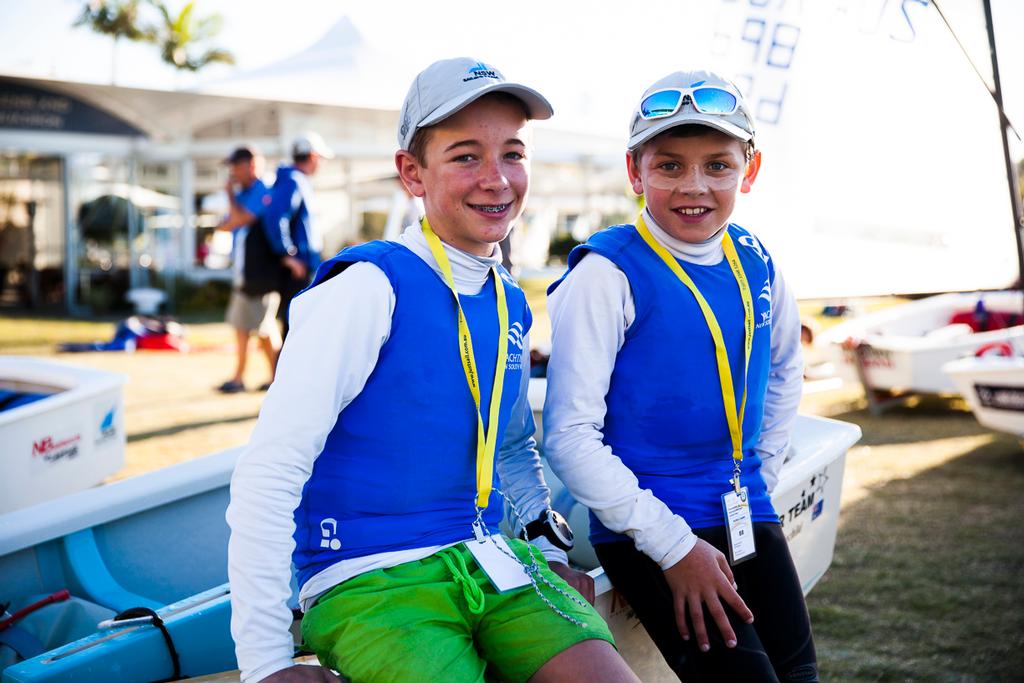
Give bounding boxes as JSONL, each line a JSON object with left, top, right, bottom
{"left": 216, "top": 145, "right": 280, "bottom": 394}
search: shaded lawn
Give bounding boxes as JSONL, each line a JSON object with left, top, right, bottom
{"left": 809, "top": 406, "right": 1024, "bottom": 683}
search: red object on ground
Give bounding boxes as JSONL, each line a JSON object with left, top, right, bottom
{"left": 0, "top": 590, "right": 71, "bottom": 631}
{"left": 137, "top": 333, "right": 189, "bottom": 352}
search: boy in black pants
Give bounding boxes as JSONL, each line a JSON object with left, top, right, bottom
{"left": 544, "top": 70, "right": 812, "bottom": 681}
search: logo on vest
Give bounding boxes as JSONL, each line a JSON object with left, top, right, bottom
{"left": 738, "top": 234, "right": 769, "bottom": 266}
{"left": 508, "top": 322, "right": 524, "bottom": 350}
{"left": 506, "top": 322, "right": 525, "bottom": 371}
{"left": 319, "top": 517, "right": 341, "bottom": 551}
{"left": 756, "top": 280, "right": 772, "bottom": 329}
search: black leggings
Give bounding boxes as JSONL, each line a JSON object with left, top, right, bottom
{"left": 595, "top": 523, "right": 818, "bottom": 683}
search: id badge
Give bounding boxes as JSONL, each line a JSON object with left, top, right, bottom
{"left": 721, "top": 487, "right": 756, "bottom": 565}
{"left": 465, "top": 535, "right": 531, "bottom": 593}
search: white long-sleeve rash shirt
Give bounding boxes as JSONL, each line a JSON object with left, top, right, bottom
{"left": 226, "top": 224, "right": 566, "bottom": 683}
{"left": 543, "top": 209, "right": 804, "bottom": 572}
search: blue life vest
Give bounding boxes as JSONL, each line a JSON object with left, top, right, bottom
{"left": 549, "top": 224, "right": 778, "bottom": 545}
{"left": 292, "top": 241, "right": 532, "bottom": 589}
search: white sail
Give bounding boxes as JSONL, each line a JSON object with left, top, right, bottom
{"left": 703, "top": 1, "right": 1017, "bottom": 298}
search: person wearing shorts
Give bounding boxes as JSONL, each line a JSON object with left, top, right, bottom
{"left": 226, "top": 58, "right": 639, "bottom": 683}
{"left": 218, "top": 146, "right": 280, "bottom": 394}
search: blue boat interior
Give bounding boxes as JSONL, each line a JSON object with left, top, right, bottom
{"left": 0, "top": 389, "right": 53, "bottom": 414}
{"left": 0, "top": 449, "right": 249, "bottom": 682}
{"left": 0, "top": 449, "right": 593, "bottom": 683}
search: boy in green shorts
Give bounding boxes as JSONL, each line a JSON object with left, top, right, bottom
{"left": 545, "top": 70, "right": 812, "bottom": 681}
{"left": 226, "top": 57, "right": 638, "bottom": 683}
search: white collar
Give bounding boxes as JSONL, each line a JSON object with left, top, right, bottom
{"left": 642, "top": 208, "right": 726, "bottom": 266}
{"left": 397, "top": 222, "right": 501, "bottom": 294}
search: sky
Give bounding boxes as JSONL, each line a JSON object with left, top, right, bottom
{"left": 1, "top": 0, "right": 1023, "bottom": 296}
{"left": 1, "top": 0, "right": 1021, "bottom": 141}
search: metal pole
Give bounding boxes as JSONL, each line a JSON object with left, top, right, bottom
{"left": 982, "top": 0, "right": 1024, "bottom": 307}
{"left": 126, "top": 153, "right": 139, "bottom": 291}
{"left": 61, "top": 155, "right": 77, "bottom": 313}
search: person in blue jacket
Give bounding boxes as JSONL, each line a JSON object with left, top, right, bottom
{"left": 544, "top": 70, "right": 812, "bottom": 682}
{"left": 263, "top": 132, "right": 333, "bottom": 338}
{"left": 226, "top": 58, "right": 639, "bottom": 683}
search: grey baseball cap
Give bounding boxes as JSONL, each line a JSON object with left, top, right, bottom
{"left": 292, "top": 131, "right": 335, "bottom": 159}
{"left": 397, "top": 57, "right": 554, "bottom": 150}
{"left": 627, "top": 70, "right": 755, "bottom": 151}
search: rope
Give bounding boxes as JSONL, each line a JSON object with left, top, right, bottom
{"left": 111, "top": 607, "right": 184, "bottom": 681}
{"left": 438, "top": 547, "right": 486, "bottom": 615}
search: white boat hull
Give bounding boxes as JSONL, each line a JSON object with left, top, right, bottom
{"left": 818, "top": 291, "right": 1024, "bottom": 394}
{"left": 943, "top": 356, "right": 1024, "bottom": 439}
{"left": 0, "top": 357, "right": 126, "bottom": 515}
{"left": 530, "top": 377, "right": 859, "bottom": 680}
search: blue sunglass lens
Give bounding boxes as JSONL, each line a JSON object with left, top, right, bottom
{"left": 640, "top": 90, "right": 683, "bottom": 119}
{"left": 691, "top": 88, "right": 737, "bottom": 114}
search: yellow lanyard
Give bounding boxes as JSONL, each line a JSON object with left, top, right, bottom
{"left": 421, "top": 218, "right": 509, "bottom": 509}
{"left": 635, "top": 214, "right": 754, "bottom": 491}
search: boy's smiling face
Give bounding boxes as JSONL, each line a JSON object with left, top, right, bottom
{"left": 396, "top": 95, "right": 531, "bottom": 257}
{"left": 627, "top": 127, "right": 760, "bottom": 244}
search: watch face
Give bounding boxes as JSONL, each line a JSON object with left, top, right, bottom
{"left": 547, "top": 510, "right": 574, "bottom": 547}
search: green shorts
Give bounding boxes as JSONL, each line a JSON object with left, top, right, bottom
{"left": 301, "top": 538, "right": 614, "bottom": 683}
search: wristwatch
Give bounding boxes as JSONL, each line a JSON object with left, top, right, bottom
{"left": 520, "top": 509, "right": 574, "bottom": 551}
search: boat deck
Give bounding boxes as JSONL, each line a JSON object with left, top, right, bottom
{"left": 185, "top": 655, "right": 323, "bottom": 682}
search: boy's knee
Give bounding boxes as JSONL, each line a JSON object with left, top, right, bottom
{"left": 529, "top": 639, "right": 636, "bottom": 683}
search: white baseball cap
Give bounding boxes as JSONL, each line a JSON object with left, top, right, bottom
{"left": 292, "top": 131, "right": 335, "bottom": 159}
{"left": 398, "top": 57, "right": 554, "bottom": 150}
{"left": 628, "top": 70, "right": 755, "bottom": 151}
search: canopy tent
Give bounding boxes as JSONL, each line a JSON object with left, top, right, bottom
{"left": 193, "top": 7, "right": 1022, "bottom": 298}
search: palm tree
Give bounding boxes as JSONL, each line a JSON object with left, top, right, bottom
{"left": 152, "top": 1, "right": 234, "bottom": 73}
{"left": 73, "top": 0, "right": 155, "bottom": 83}
{"left": 74, "top": 0, "right": 234, "bottom": 80}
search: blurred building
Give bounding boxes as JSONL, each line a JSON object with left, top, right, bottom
{"left": 0, "top": 27, "right": 631, "bottom": 313}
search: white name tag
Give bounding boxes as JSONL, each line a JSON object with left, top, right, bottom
{"left": 722, "top": 487, "right": 757, "bottom": 565}
{"left": 465, "top": 535, "right": 531, "bottom": 593}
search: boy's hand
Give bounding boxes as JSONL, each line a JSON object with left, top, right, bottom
{"left": 261, "top": 664, "right": 345, "bottom": 682}
{"left": 662, "top": 539, "right": 753, "bottom": 652}
{"left": 549, "top": 561, "right": 596, "bottom": 605}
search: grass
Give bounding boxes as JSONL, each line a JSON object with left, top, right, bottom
{"left": 0, "top": 311, "right": 229, "bottom": 355}
{"left": 807, "top": 404, "right": 1024, "bottom": 682}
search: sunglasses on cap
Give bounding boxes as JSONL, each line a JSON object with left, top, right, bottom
{"left": 638, "top": 85, "right": 740, "bottom": 120}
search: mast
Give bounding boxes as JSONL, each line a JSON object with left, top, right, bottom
{"left": 982, "top": 0, "right": 1024, "bottom": 307}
